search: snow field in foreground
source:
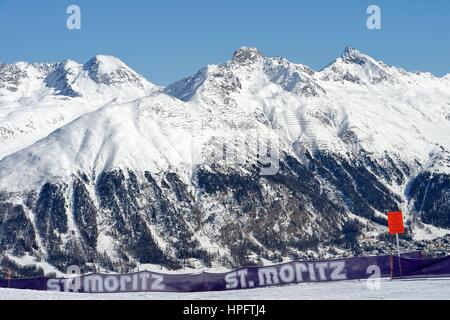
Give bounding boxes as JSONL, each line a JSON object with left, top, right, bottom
{"left": 0, "top": 278, "right": 449, "bottom": 300}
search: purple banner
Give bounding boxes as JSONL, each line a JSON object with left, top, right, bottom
{"left": 1, "top": 253, "right": 449, "bottom": 293}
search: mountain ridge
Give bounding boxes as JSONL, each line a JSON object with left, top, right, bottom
{"left": 0, "top": 47, "right": 449, "bottom": 275}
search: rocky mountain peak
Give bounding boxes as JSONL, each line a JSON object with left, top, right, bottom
{"left": 341, "top": 46, "right": 370, "bottom": 65}
{"left": 232, "top": 47, "right": 263, "bottom": 64}
{"left": 318, "top": 46, "right": 398, "bottom": 85}
{"left": 82, "top": 55, "right": 133, "bottom": 84}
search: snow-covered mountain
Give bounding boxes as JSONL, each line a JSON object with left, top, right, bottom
{"left": 0, "top": 47, "right": 449, "bottom": 275}
{"left": 0, "top": 55, "right": 156, "bottom": 160}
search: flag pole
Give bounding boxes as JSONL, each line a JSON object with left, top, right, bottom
{"left": 396, "top": 233, "right": 402, "bottom": 277}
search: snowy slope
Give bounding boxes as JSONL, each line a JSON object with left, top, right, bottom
{"left": 167, "top": 46, "right": 450, "bottom": 169}
{"left": 318, "top": 47, "right": 450, "bottom": 160}
{"left": 0, "top": 91, "right": 285, "bottom": 191}
{"left": 1, "top": 278, "right": 449, "bottom": 300}
{"left": 0, "top": 56, "right": 156, "bottom": 160}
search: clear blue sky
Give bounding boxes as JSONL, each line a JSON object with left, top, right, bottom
{"left": 0, "top": 0, "right": 449, "bottom": 85}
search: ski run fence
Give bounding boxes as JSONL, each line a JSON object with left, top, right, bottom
{"left": 1, "top": 252, "right": 449, "bottom": 293}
